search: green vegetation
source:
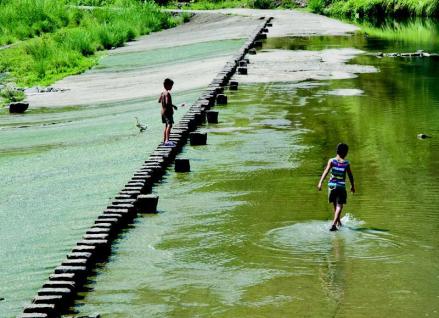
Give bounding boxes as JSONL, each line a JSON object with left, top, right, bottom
{"left": 0, "top": 0, "right": 74, "bottom": 46}
{"left": 166, "top": 0, "right": 300, "bottom": 10}
{"left": 308, "top": 0, "right": 439, "bottom": 18}
{"left": 0, "top": 83, "right": 25, "bottom": 103}
{"left": 0, "top": 0, "right": 183, "bottom": 105}
{"left": 361, "top": 18, "right": 439, "bottom": 48}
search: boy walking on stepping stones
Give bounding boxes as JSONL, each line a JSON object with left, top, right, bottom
{"left": 158, "top": 78, "right": 178, "bottom": 146}
{"left": 317, "top": 143, "right": 355, "bottom": 231}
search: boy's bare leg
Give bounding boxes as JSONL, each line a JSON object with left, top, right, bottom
{"left": 165, "top": 125, "right": 172, "bottom": 143}
{"left": 330, "top": 203, "right": 343, "bottom": 231}
{"left": 333, "top": 204, "right": 343, "bottom": 227}
{"left": 163, "top": 126, "right": 167, "bottom": 143}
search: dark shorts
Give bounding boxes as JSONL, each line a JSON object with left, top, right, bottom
{"left": 161, "top": 114, "right": 174, "bottom": 126}
{"left": 328, "top": 186, "right": 347, "bottom": 204}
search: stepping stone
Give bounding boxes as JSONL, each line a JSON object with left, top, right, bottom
{"left": 135, "top": 194, "right": 159, "bottom": 213}
{"left": 175, "top": 159, "right": 190, "bottom": 173}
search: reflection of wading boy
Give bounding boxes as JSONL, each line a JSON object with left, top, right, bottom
{"left": 158, "top": 78, "right": 178, "bottom": 146}
{"left": 318, "top": 143, "right": 355, "bottom": 231}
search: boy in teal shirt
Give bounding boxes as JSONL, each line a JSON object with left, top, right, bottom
{"left": 318, "top": 143, "right": 355, "bottom": 231}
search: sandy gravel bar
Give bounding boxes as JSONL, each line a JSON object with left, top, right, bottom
{"left": 25, "top": 9, "right": 359, "bottom": 108}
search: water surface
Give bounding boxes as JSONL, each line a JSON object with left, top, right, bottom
{"left": 68, "top": 23, "right": 439, "bottom": 318}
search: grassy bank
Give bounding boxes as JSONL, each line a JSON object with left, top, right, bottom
{"left": 165, "top": 0, "right": 300, "bottom": 10}
{"left": 308, "top": 0, "right": 439, "bottom": 18}
{"left": 164, "top": 0, "right": 438, "bottom": 17}
{"left": 0, "top": 0, "right": 184, "bottom": 105}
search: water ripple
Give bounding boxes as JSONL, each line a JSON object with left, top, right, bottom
{"left": 261, "top": 214, "right": 402, "bottom": 263}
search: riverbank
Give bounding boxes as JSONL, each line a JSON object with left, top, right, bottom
{"left": 308, "top": 0, "right": 439, "bottom": 19}
{"left": 0, "top": 0, "right": 181, "bottom": 106}
{"left": 25, "top": 9, "right": 357, "bottom": 108}
{"left": 167, "top": 0, "right": 439, "bottom": 17}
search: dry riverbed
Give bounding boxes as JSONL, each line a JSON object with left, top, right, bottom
{"left": 25, "top": 9, "right": 365, "bottom": 108}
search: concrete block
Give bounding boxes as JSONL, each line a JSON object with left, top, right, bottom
{"left": 256, "top": 33, "right": 267, "bottom": 40}
{"left": 216, "top": 94, "right": 227, "bottom": 105}
{"left": 37, "top": 288, "right": 72, "bottom": 297}
{"left": 42, "top": 280, "right": 75, "bottom": 291}
{"left": 9, "top": 102, "right": 29, "bottom": 113}
{"left": 238, "top": 67, "right": 248, "bottom": 75}
{"left": 94, "top": 218, "right": 120, "bottom": 226}
{"left": 229, "top": 81, "right": 238, "bottom": 90}
{"left": 254, "top": 40, "right": 263, "bottom": 48}
{"left": 54, "top": 266, "right": 88, "bottom": 277}
{"left": 32, "top": 295, "right": 63, "bottom": 306}
{"left": 67, "top": 252, "right": 93, "bottom": 259}
{"left": 111, "top": 198, "right": 135, "bottom": 205}
{"left": 135, "top": 194, "right": 159, "bottom": 213}
{"left": 82, "top": 234, "right": 110, "bottom": 241}
{"left": 190, "top": 132, "right": 207, "bottom": 146}
{"left": 175, "top": 159, "right": 190, "bottom": 173}
{"left": 118, "top": 190, "right": 141, "bottom": 199}
{"left": 77, "top": 239, "right": 110, "bottom": 252}
{"left": 71, "top": 245, "right": 96, "bottom": 255}
{"left": 122, "top": 186, "right": 144, "bottom": 193}
{"left": 61, "top": 258, "right": 90, "bottom": 268}
{"left": 114, "top": 194, "right": 133, "bottom": 200}
{"left": 18, "top": 313, "right": 48, "bottom": 318}
{"left": 48, "top": 273, "right": 75, "bottom": 282}
{"left": 206, "top": 110, "right": 218, "bottom": 124}
{"left": 23, "top": 303, "right": 56, "bottom": 315}
{"left": 85, "top": 227, "right": 111, "bottom": 235}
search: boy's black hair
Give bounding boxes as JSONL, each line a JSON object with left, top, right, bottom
{"left": 336, "top": 143, "right": 349, "bottom": 158}
{"left": 163, "top": 78, "right": 174, "bottom": 87}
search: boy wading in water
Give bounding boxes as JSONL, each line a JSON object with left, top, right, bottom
{"left": 318, "top": 143, "right": 355, "bottom": 231}
{"left": 159, "top": 78, "right": 178, "bottom": 146}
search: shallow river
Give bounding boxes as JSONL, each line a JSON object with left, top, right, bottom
{"left": 1, "top": 20, "right": 439, "bottom": 318}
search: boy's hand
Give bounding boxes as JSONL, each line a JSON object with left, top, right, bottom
{"left": 351, "top": 186, "right": 356, "bottom": 193}
{"left": 173, "top": 105, "right": 178, "bottom": 110}
{"left": 317, "top": 182, "right": 322, "bottom": 191}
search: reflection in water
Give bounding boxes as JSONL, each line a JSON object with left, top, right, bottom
{"left": 319, "top": 235, "right": 345, "bottom": 315}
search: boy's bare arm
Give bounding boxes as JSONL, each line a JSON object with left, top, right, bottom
{"left": 347, "top": 165, "right": 355, "bottom": 193}
{"left": 318, "top": 160, "right": 332, "bottom": 191}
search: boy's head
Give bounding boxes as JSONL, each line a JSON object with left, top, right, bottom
{"left": 164, "top": 78, "right": 174, "bottom": 90}
{"left": 336, "top": 143, "right": 349, "bottom": 158}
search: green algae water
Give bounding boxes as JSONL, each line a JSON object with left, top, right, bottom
{"left": 2, "top": 21, "right": 439, "bottom": 318}
{"left": 67, "top": 25, "right": 439, "bottom": 317}
{"left": 0, "top": 38, "right": 245, "bottom": 317}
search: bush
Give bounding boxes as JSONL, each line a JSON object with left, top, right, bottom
{"left": 0, "top": 0, "right": 76, "bottom": 45}
{"left": 0, "top": 83, "right": 25, "bottom": 105}
{"left": 252, "top": 0, "right": 275, "bottom": 9}
{"left": 308, "top": 0, "right": 329, "bottom": 13}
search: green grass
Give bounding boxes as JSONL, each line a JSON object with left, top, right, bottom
{"left": 165, "top": 0, "right": 299, "bottom": 10}
{"left": 0, "top": 0, "right": 80, "bottom": 46}
{"left": 0, "top": 0, "right": 183, "bottom": 94}
{"left": 360, "top": 18, "right": 439, "bottom": 48}
{"left": 308, "top": 0, "right": 439, "bottom": 18}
